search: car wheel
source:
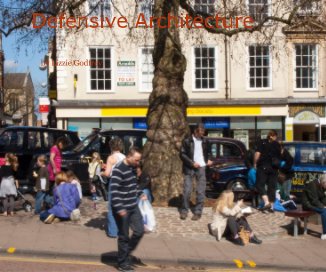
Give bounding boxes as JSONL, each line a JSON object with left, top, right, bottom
{"left": 227, "top": 179, "right": 247, "bottom": 191}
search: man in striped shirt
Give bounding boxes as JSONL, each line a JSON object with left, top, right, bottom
{"left": 111, "top": 147, "right": 145, "bottom": 272}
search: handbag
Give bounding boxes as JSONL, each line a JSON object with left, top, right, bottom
{"left": 238, "top": 226, "right": 250, "bottom": 245}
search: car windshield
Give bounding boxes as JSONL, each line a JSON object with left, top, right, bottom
{"left": 73, "top": 133, "right": 98, "bottom": 153}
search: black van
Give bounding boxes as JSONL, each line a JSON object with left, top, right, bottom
{"left": 0, "top": 126, "right": 80, "bottom": 192}
{"left": 61, "top": 129, "right": 147, "bottom": 192}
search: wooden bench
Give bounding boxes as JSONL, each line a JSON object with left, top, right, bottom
{"left": 284, "top": 209, "right": 316, "bottom": 237}
{"left": 233, "top": 189, "right": 260, "bottom": 208}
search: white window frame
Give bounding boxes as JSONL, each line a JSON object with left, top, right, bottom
{"left": 194, "top": 0, "right": 215, "bottom": 14}
{"left": 247, "top": 0, "right": 272, "bottom": 22}
{"left": 138, "top": 47, "right": 154, "bottom": 93}
{"left": 192, "top": 46, "right": 218, "bottom": 92}
{"left": 138, "top": 0, "right": 154, "bottom": 21}
{"left": 293, "top": 44, "right": 318, "bottom": 92}
{"left": 87, "top": 46, "right": 115, "bottom": 93}
{"left": 246, "top": 44, "right": 273, "bottom": 91}
{"left": 88, "top": 0, "right": 112, "bottom": 18}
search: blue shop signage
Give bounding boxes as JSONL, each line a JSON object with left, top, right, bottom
{"left": 133, "top": 118, "right": 148, "bottom": 129}
{"left": 202, "top": 117, "right": 230, "bottom": 129}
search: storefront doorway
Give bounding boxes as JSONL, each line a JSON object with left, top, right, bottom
{"left": 293, "top": 111, "right": 320, "bottom": 142}
{"left": 293, "top": 124, "right": 319, "bottom": 141}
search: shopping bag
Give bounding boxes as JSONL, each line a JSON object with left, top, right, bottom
{"left": 247, "top": 168, "right": 256, "bottom": 189}
{"left": 138, "top": 199, "right": 156, "bottom": 232}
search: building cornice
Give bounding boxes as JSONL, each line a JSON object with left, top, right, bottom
{"left": 55, "top": 98, "right": 290, "bottom": 108}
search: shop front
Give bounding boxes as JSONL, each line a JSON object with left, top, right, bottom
{"left": 287, "top": 104, "right": 326, "bottom": 142}
{"left": 57, "top": 105, "right": 286, "bottom": 147}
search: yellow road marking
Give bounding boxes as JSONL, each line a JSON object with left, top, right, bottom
{"left": 246, "top": 260, "right": 256, "bottom": 268}
{"left": 7, "top": 247, "right": 16, "bottom": 254}
{"left": 0, "top": 256, "right": 104, "bottom": 266}
{"left": 233, "top": 259, "right": 243, "bottom": 268}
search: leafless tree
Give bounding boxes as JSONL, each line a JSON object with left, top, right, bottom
{"left": 0, "top": 0, "right": 323, "bottom": 204}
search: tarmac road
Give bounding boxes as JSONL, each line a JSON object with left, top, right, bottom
{"left": 0, "top": 255, "right": 305, "bottom": 272}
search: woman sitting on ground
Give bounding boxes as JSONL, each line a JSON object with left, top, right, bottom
{"left": 210, "top": 190, "right": 262, "bottom": 246}
{"left": 40, "top": 172, "right": 80, "bottom": 224}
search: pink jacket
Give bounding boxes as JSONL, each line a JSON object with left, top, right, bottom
{"left": 48, "top": 145, "right": 62, "bottom": 181}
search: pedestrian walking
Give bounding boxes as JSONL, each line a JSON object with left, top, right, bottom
{"left": 302, "top": 174, "right": 326, "bottom": 240}
{"left": 0, "top": 153, "right": 18, "bottom": 216}
{"left": 254, "top": 130, "right": 281, "bottom": 212}
{"left": 180, "top": 123, "right": 213, "bottom": 221}
{"left": 111, "top": 147, "right": 145, "bottom": 272}
{"left": 33, "top": 155, "right": 52, "bottom": 214}
{"left": 103, "top": 137, "right": 126, "bottom": 238}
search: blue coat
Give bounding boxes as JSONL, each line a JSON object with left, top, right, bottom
{"left": 49, "top": 183, "right": 80, "bottom": 219}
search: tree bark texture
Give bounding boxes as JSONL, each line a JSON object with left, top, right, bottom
{"left": 142, "top": 0, "right": 189, "bottom": 206}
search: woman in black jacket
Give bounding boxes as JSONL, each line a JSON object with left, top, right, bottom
{"left": 302, "top": 175, "right": 326, "bottom": 240}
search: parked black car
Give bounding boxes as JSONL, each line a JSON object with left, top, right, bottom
{"left": 61, "top": 129, "right": 147, "bottom": 193}
{"left": 205, "top": 137, "right": 248, "bottom": 193}
{"left": 0, "top": 126, "right": 80, "bottom": 193}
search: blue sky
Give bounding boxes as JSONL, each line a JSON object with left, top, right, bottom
{"left": 3, "top": 33, "right": 48, "bottom": 96}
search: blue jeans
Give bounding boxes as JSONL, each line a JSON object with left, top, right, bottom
{"left": 34, "top": 191, "right": 53, "bottom": 214}
{"left": 281, "top": 179, "right": 292, "bottom": 200}
{"left": 39, "top": 210, "right": 51, "bottom": 222}
{"left": 114, "top": 206, "right": 144, "bottom": 267}
{"left": 312, "top": 207, "right": 326, "bottom": 234}
{"left": 181, "top": 167, "right": 206, "bottom": 215}
{"left": 107, "top": 181, "right": 118, "bottom": 237}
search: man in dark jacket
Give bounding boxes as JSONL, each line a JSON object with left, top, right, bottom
{"left": 302, "top": 176, "right": 326, "bottom": 240}
{"left": 179, "top": 123, "right": 212, "bottom": 221}
{"left": 254, "top": 130, "right": 281, "bottom": 212}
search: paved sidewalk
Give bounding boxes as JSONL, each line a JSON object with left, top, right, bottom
{"left": 0, "top": 198, "right": 325, "bottom": 271}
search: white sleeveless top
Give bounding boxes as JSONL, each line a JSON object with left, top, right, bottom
{"left": 110, "top": 152, "right": 126, "bottom": 177}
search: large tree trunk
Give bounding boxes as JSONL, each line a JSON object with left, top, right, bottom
{"left": 142, "top": 0, "right": 189, "bottom": 206}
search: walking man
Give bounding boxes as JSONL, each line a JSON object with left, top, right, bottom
{"left": 180, "top": 123, "right": 213, "bottom": 221}
{"left": 111, "top": 147, "right": 145, "bottom": 272}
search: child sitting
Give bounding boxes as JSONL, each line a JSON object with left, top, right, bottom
{"left": 66, "top": 170, "right": 83, "bottom": 200}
